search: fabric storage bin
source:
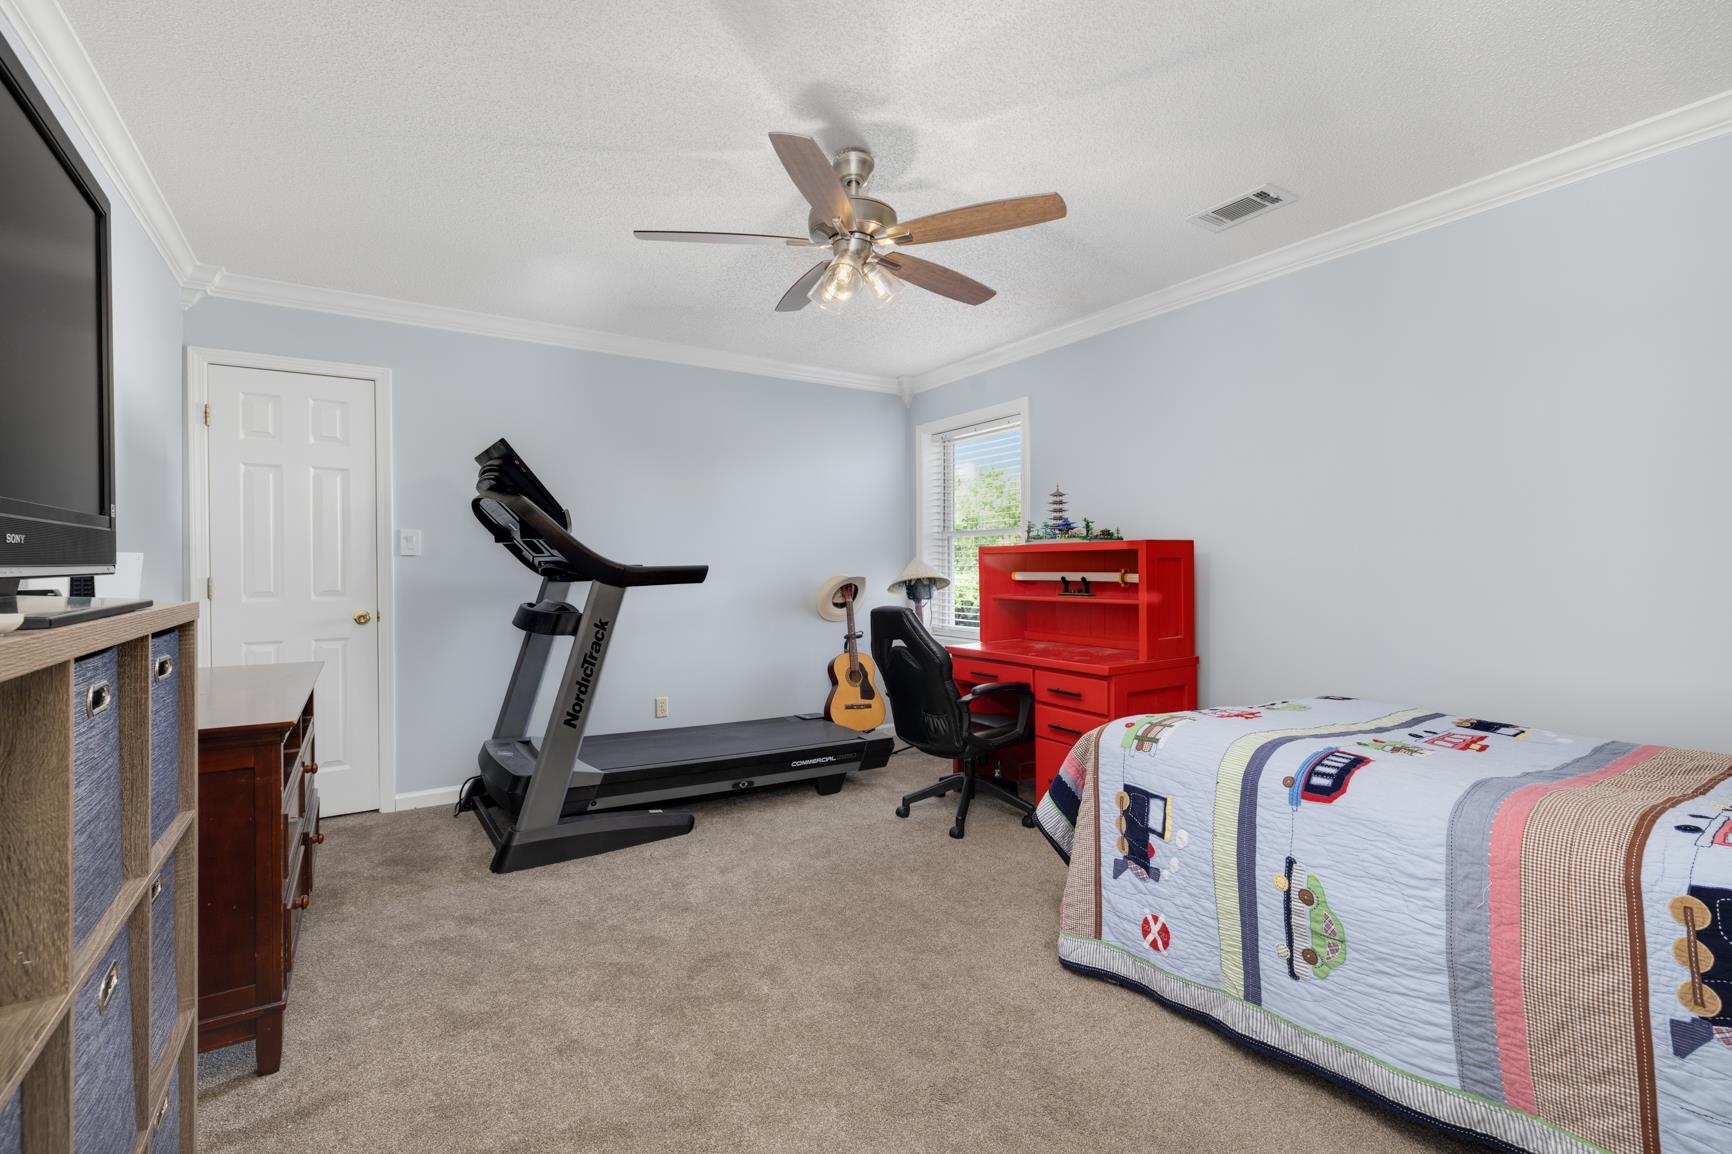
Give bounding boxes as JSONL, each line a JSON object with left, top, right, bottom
{"left": 149, "top": 855, "right": 177, "bottom": 1061}
{"left": 0, "top": 1087, "right": 21, "bottom": 1154}
{"left": 149, "top": 630, "right": 180, "bottom": 844}
{"left": 73, "top": 927, "right": 138, "bottom": 1154}
{"left": 148, "top": 1067, "right": 179, "bottom": 1154}
{"left": 72, "top": 647, "right": 123, "bottom": 950}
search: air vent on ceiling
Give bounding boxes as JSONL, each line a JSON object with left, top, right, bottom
{"left": 1190, "top": 184, "right": 1296, "bottom": 232}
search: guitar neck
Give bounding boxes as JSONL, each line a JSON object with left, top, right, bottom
{"left": 843, "top": 599, "right": 860, "bottom": 673}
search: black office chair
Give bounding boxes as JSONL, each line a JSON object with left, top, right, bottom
{"left": 870, "top": 606, "right": 1036, "bottom": 839}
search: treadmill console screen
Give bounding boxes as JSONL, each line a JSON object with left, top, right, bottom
{"left": 474, "top": 438, "right": 569, "bottom": 528}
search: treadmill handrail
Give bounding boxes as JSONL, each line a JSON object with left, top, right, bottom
{"left": 473, "top": 487, "right": 709, "bottom": 588}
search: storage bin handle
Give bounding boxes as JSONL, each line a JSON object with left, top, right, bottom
{"left": 85, "top": 681, "right": 112, "bottom": 718}
{"left": 98, "top": 960, "right": 120, "bottom": 1012}
{"left": 155, "top": 655, "right": 175, "bottom": 681}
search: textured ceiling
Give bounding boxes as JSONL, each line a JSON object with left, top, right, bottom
{"left": 56, "top": 0, "right": 1732, "bottom": 381}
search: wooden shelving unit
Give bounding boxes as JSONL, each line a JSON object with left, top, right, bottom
{"left": 0, "top": 604, "right": 198, "bottom": 1154}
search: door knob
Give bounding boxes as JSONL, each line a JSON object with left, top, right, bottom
{"left": 354, "top": 610, "right": 372, "bottom": 625}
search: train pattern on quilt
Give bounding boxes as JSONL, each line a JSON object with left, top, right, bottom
{"left": 1032, "top": 696, "right": 1732, "bottom": 1154}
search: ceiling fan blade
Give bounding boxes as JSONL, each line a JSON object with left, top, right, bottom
{"left": 634, "top": 230, "right": 814, "bottom": 246}
{"left": 768, "top": 133, "right": 853, "bottom": 231}
{"left": 880, "top": 193, "right": 1066, "bottom": 246}
{"left": 875, "top": 253, "right": 995, "bottom": 305}
{"left": 776, "top": 261, "right": 831, "bottom": 312}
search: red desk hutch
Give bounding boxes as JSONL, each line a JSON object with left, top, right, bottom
{"left": 946, "top": 539, "right": 1198, "bottom": 798}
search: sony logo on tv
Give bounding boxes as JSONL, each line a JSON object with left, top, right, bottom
{"left": 3, "top": 533, "right": 23, "bottom": 545}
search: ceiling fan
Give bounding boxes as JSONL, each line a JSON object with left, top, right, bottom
{"left": 634, "top": 133, "right": 1066, "bottom": 313}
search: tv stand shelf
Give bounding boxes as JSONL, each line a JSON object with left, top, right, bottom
{"left": 0, "top": 603, "right": 199, "bottom": 1154}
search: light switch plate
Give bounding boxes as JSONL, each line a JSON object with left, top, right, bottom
{"left": 397, "top": 528, "right": 423, "bottom": 557}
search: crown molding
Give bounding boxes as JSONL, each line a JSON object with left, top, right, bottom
{"left": 203, "top": 270, "right": 902, "bottom": 393}
{"left": 908, "top": 88, "right": 1732, "bottom": 394}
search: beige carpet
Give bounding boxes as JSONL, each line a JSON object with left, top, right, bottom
{"left": 197, "top": 751, "right": 1468, "bottom": 1153}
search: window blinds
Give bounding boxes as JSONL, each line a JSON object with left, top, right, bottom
{"left": 918, "top": 414, "right": 1024, "bottom": 634}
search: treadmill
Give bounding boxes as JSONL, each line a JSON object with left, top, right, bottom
{"left": 455, "top": 438, "right": 892, "bottom": 872}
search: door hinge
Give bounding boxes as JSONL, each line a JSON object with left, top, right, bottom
{"left": 206, "top": 577, "right": 213, "bottom": 599}
{"left": 202, "top": 402, "right": 211, "bottom": 427}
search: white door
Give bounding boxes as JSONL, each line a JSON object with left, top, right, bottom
{"left": 206, "top": 363, "right": 382, "bottom": 815}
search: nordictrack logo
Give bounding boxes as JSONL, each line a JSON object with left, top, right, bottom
{"left": 561, "top": 617, "right": 610, "bottom": 729}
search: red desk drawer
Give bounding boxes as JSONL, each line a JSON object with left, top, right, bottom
{"left": 1036, "top": 702, "right": 1103, "bottom": 746}
{"left": 1035, "top": 737, "right": 1072, "bottom": 799}
{"left": 1034, "top": 669, "right": 1108, "bottom": 715}
{"left": 953, "top": 658, "right": 1026, "bottom": 686}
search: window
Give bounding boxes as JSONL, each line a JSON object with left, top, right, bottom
{"left": 915, "top": 400, "right": 1028, "bottom": 637}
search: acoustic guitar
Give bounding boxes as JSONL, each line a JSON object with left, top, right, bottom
{"left": 824, "top": 582, "right": 885, "bottom": 731}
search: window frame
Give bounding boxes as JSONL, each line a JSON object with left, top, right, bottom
{"left": 912, "top": 398, "right": 1031, "bottom": 640}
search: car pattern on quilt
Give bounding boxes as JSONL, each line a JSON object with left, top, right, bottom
{"left": 1029, "top": 696, "right": 1732, "bottom": 1154}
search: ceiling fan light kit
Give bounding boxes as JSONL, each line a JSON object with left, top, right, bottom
{"left": 635, "top": 132, "right": 1066, "bottom": 313}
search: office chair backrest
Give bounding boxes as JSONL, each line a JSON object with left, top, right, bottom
{"left": 869, "top": 606, "right": 971, "bottom": 758}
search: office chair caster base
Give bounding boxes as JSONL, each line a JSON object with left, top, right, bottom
{"left": 948, "top": 823, "right": 966, "bottom": 839}
{"left": 1021, "top": 812, "right": 1038, "bottom": 828}
{"left": 895, "top": 803, "right": 911, "bottom": 819}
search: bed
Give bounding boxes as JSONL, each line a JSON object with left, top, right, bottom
{"left": 1031, "top": 695, "right": 1732, "bottom": 1154}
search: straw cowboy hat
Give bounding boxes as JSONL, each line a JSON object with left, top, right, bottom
{"left": 815, "top": 575, "right": 867, "bottom": 622}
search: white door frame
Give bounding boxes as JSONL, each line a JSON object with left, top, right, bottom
{"left": 185, "top": 345, "right": 400, "bottom": 812}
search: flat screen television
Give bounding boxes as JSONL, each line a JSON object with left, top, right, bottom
{"left": 0, "top": 32, "right": 146, "bottom": 627}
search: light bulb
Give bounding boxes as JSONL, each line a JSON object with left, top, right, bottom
{"left": 809, "top": 258, "right": 862, "bottom": 311}
{"left": 863, "top": 262, "right": 898, "bottom": 306}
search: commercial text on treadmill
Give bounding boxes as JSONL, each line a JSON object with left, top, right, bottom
{"left": 562, "top": 618, "right": 610, "bottom": 729}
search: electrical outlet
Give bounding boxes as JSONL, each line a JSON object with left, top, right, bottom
{"left": 397, "top": 528, "right": 423, "bottom": 557}
{"left": 654, "top": 696, "right": 669, "bottom": 719}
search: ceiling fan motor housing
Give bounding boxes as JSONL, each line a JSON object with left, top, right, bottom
{"left": 804, "top": 146, "right": 897, "bottom": 242}
{"left": 809, "top": 197, "right": 898, "bottom": 243}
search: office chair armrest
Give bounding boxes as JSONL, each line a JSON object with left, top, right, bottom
{"left": 958, "top": 680, "right": 1033, "bottom": 737}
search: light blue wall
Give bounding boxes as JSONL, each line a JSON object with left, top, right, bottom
{"left": 183, "top": 298, "right": 913, "bottom": 797}
{"left": 912, "top": 132, "right": 1732, "bottom": 754}
{"left": 1, "top": 13, "right": 186, "bottom": 601}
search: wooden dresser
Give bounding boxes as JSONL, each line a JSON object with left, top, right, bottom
{"left": 0, "top": 604, "right": 199, "bottom": 1154}
{"left": 946, "top": 540, "right": 1198, "bottom": 798}
{"left": 194, "top": 662, "right": 322, "bottom": 1076}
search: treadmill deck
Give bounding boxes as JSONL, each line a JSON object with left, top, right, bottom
{"left": 479, "top": 714, "right": 892, "bottom": 810}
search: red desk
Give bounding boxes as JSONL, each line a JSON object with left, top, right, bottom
{"left": 945, "top": 540, "right": 1199, "bottom": 797}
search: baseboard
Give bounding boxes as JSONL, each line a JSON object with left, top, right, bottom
{"left": 395, "top": 785, "right": 461, "bottom": 811}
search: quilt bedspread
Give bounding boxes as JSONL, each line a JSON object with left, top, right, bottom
{"left": 1032, "top": 696, "right": 1732, "bottom": 1154}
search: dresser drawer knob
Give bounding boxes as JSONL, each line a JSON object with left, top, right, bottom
{"left": 306, "top": 831, "right": 326, "bottom": 846}
{"left": 154, "top": 655, "right": 175, "bottom": 681}
{"left": 97, "top": 960, "right": 120, "bottom": 1012}
{"left": 85, "top": 680, "right": 112, "bottom": 718}
{"left": 292, "top": 893, "right": 311, "bottom": 911}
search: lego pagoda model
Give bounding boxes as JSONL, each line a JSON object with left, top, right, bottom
{"left": 1027, "top": 485, "right": 1122, "bottom": 541}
